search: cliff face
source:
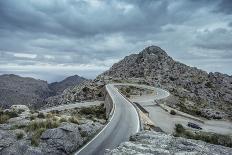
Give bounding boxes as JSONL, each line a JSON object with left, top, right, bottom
{"left": 100, "top": 46, "right": 232, "bottom": 119}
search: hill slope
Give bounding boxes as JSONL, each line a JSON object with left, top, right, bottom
{"left": 49, "top": 75, "right": 87, "bottom": 95}
{"left": 100, "top": 46, "right": 232, "bottom": 119}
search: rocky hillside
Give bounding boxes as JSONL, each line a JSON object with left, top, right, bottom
{"left": 44, "top": 80, "right": 105, "bottom": 108}
{"left": 49, "top": 75, "right": 87, "bottom": 95}
{"left": 106, "top": 131, "right": 232, "bottom": 154}
{"left": 0, "top": 74, "right": 53, "bottom": 109}
{"left": 100, "top": 46, "right": 232, "bottom": 120}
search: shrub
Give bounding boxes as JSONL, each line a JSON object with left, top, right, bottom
{"left": 0, "top": 114, "right": 10, "bottom": 124}
{"left": 170, "top": 110, "right": 176, "bottom": 115}
{"left": 26, "top": 119, "right": 59, "bottom": 132}
{"left": 30, "top": 114, "right": 36, "bottom": 120}
{"left": 4, "top": 110, "right": 18, "bottom": 118}
{"left": 59, "top": 117, "right": 67, "bottom": 123}
{"left": 175, "top": 124, "right": 185, "bottom": 134}
{"left": 125, "top": 87, "right": 131, "bottom": 94}
{"left": 31, "top": 128, "right": 46, "bottom": 146}
{"left": 37, "top": 113, "right": 45, "bottom": 119}
{"left": 68, "top": 116, "right": 79, "bottom": 124}
{"left": 16, "top": 132, "right": 24, "bottom": 140}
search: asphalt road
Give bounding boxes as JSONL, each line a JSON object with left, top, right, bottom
{"left": 75, "top": 84, "right": 140, "bottom": 155}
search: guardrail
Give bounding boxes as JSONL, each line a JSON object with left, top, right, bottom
{"left": 133, "top": 102, "right": 149, "bottom": 117}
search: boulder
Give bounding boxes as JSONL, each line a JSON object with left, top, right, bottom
{"left": 40, "top": 122, "right": 83, "bottom": 154}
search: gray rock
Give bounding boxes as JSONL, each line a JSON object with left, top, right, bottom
{"left": 106, "top": 131, "right": 232, "bottom": 155}
{"left": 0, "top": 130, "right": 16, "bottom": 151}
{"left": 40, "top": 122, "right": 83, "bottom": 154}
{"left": 0, "top": 140, "right": 42, "bottom": 155}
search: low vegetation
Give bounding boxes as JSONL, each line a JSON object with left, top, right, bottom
{"left": 26, "top": 119, "right": 60, "bottom": 146}
{"left": 118, "top": 85, "right": 153, "bottom": 98}
{"left": 79, "top": 103, "right": 106, "bottom": 120}
{"left": 174, "top": 124, "right": 232, "bottom": 148}
{"left": 16, "top": 132, "right": 24, "bottom": 140}
{"left": 170, "top": 110, "right": 176, "bottom": 115}
{"left": 0, "top": 109, "right": 19, "bottom": 124}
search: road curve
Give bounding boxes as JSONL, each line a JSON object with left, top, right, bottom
{"left": 75, "top": 84, "right": 140, "bottom": 155}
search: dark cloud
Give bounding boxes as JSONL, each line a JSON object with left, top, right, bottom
{"left": 0, "top": 0, "right": 231, "bottom": 80}
{"left": 214, "top": 0, "right": 232, "bottom": 14}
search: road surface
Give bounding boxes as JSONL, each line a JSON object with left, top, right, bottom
{"left": 75, "top": 84, "right": 140, "bottom": 155}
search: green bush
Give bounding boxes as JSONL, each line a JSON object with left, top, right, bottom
{"left": 16, "top": 132, "right": 24, "bottom": 140}
{"left": 26, "top": 119, "right": 59, "bottom": 132}
{"left": 175, "top": 124, "right": 185, "bottom": 134}
{"left": 31, "top": 128, "right": 46, "bottom": 146}
{"left": 59, "top": 117, "right": 67, "bottom": 123}
{"left": 0, "top": 114, "right": 10, "bottom": 124}
{"left": 170, "top": 110, "right": 176, "bottom": 115}
{"left": 4, "top": 110, "right": 19, "bottom": 118}
{"left": 37, "top": 113, "right": 45, "bottom": 119}
{"left": 68, "top": 116, "right": 79, "bottom": 124}
{"left": 30, "top": 115, "right": 36, "bottom": 120}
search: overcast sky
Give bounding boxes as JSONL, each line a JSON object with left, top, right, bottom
{"left": 0, "top": 0, "right": 231, "bottom": 82}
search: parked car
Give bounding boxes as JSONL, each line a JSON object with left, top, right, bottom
{"left": 187, "top": 122, "right": 202, "bottom": 130}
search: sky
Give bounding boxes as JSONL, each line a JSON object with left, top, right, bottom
{"left": 0, "top": 0, "right": 232, "bottom": 82}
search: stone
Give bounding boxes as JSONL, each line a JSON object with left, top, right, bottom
{"left": 40, "top": 123, "right": 83, "bottom": 154}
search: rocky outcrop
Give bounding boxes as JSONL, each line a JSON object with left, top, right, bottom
{"left": 49, "top": 75, "right": 87, "bottom": 95}
{"left": 44, "top": 81, "right": 105, "bottom": 108}
{"left": 106, "top": 131, "right": 232, "bottom": 155}
{"left": 40, "top": 122, "right": 83, "bottom": 154}
{"left": 0, "top": 74, "right": 53, "bottom": 109}
{"left": 99, "top": 46, "right": 232, "bottom": 120}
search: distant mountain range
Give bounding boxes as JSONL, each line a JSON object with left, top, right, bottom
{"left": 0, "top": 74, "right": 86, "bottom": 109}
{"left": 100, "top": 46, "right": 232, "bottom": 120}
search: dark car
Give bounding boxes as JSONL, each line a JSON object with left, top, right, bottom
{"left": 187, "top": 122, "right": 202, "bottom": 130}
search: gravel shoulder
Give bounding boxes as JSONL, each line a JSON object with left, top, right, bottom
{"left": 131, "top": 92, "right": 232, "bottom": 135}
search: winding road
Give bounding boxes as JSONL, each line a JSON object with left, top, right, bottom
{"left": 75, "top": 84, "right": 141, "bottom": 155}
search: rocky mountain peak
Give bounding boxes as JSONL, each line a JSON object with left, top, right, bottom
{"left": 100, "top": 46, "right": 232, "bottom": 120}
{"left": 140, "top": 45, "right": 168, "bottom": 57}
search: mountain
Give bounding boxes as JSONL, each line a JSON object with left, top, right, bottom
{"left": 100, "top": 46, "right": 232, "bottom": 120}
{"left": 49, "top": 75, "right": 87, "bottom": 95}
{"left": 0, "top": 74, "right": 53, "bottom": 109}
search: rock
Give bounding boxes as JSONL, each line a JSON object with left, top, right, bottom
{"left": 0, "top": 130, "right": 16, "bottom": 151}
{"left": 40, "top": 122, "right": 83, "bottom": 154}
{"left": 8, "top": 117, "right": 30, "bottom": 127}
{"left": 10, "top": 105, "right": 30, "bottom": 113}
{"left": 0, "top": 140, "right": 42, "bottom": 155}
{"left": 106, "top": 131, "right": 232, "bottom": 155}
{"left": 78, "top": 121, "right": 103, "bottom": 139}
